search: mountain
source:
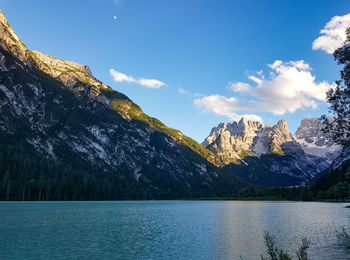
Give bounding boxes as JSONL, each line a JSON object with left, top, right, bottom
{"left": 0, "top": 10, "right": 245, "bottom": 200}
{"left": 202, "top": 118, "right": 338, "bottom": 187}
{"left": 203, "top": 118, "right": 296, "bottom": 163}
{"left": 294, "top": 118, "right": 340, "bottom": 164}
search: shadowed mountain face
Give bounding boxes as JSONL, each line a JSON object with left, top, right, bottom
{"left": 203, "top": 118, "right": 341, "bottom": 187}
{"left": 0, "top": 11, "right": 245, "bottom": 199}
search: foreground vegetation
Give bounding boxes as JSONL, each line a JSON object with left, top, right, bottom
{"left": 260, "top": 233, "right": 310, "bottom": 260}
{"left": 337, "top": 228, "right": 350, "bottom": 250}
{"left": 257, "top": 229, "right": 350, "bottom": 260}
{"left": 256, "top": 228, "right": 350, "bottom": 260}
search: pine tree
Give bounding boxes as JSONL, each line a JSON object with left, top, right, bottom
{"left": 322, "top": 27, "right": 350, "bottom": 144}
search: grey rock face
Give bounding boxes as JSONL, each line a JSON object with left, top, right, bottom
{"left": 203, "top": 118, "right": 297, "bottom": 163}
{"left": 294, "top": 118, "right": 341, "bottom": 163}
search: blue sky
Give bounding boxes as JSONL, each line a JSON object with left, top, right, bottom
{"left": 1, "top": 0, "right": 350, "bottom": 142}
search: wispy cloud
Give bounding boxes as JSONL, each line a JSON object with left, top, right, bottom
{"left": 109, "top": 69, "right": 165, "bottom": 89}
{"left": 178, "top": 87, "right": 189, "bottom": 95}
{"left": 194, "top": 60, "right": 335, "bottom": 121}
{"left": 194, "top": 95, "right": 263, "bottom": 122}
{"left": 178, "top": 87, "right": 203, "bottom": 98}
{"left": 312, "top": 13, "right": 350, "bottom": 54}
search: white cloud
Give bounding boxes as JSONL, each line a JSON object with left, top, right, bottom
{"left": 194, "top": 60, "right": 335, "bottom": 120}
{"left": 109, "top": 69, "right": 165, "bottom": 89}
{"left": 138, "top": 78, "right": 165, "bottom": 88}
{"left": 113, "top": 16, "right": 117, "bottom": 20}
{"left": 178, "top": 87, "right": 189, "bottom": 95}
{"left": 312, "top": 13, "right": 350, "bottom": 54}
{"left": 178, "top": 87, "right": 204, "bottom": 98}
{"left": 194, "top": 95, "right": 263, "bottom": 122}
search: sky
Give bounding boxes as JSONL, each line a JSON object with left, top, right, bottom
{"left": 1, "top": 0, "right": 350, "bottom": 142}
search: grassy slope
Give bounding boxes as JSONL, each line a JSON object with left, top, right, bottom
{"left": 101, "top": 88, "right": 222, "bottom": 166}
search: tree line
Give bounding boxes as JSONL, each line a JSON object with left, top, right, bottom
{"left": 239, "top": 161, "right": 350, "bottom": 201}
{"left": 0, "top": 140, "right": 164, "bottom": 201}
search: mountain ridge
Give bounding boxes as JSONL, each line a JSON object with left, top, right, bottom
{"left": 0, "top": 10, "right": 243, "bottom": 200}
{"left": 0, "top": 10, "right": 222, "bottom": 167}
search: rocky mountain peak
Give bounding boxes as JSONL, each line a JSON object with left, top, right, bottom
{"left": 0, "top": 11, "right": 113, "bottom": 108}
{"left": 238, "top": 117, "right": 250, "bottom": 127}
{"left": 202, "top": 118, "right": 263, "bottom": 148}
{"left": 0, "top": 10, "right": 19, "bottom": 43}
{"left": 294, "top": 117, "right": 340, "bottom": 161}
{"left": 202, "top": 118, "right": 299, "bottom": 164}
{"left": 202, "top": 117, "right": 340, "bottom": 184}
{"left": 237, "top": 117, "right": 263, "bottom": 130}
{"left": 0, "top": 10, "right": 9, "bottom": 30}
{"left": 276, "top": 119, "right": 289, "bottom": 131}
{"left": 0, "top": 9, "right": 33, "bottom": 67}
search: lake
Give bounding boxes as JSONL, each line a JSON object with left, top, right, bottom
{"left": 0, "top": 201, "right": 349, "bottom": 259}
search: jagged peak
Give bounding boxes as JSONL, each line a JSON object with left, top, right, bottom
{"left": 203, "top": 117, "right": 298, "bottom": 163}
{"left": 205, "top": 122, "right": 226, "bottom": 142}
{"left": 237, "top": 117, "right": 263, "bottom": 129}
{"left": 0, "top": 11, "right": 101, "bottom": 89}
{"left": 294, "top": 117, "right": 341, "bottom": 160}
{"left": 208, "top": 118, "right": 290, "bottom": 138}
{"left": 0, "top": 10, "right": 8, "bottom": 29}
{"left": 0, "top": 10, "right": 13, "bottom": 35}
{"left": 300, "top": 117, "right": 320, "bottom": 125}
{"left": 275, "top": 119, "right": 289, "bottom": 130}
{"left": 0, "top": 10, "right": 25, "bottom": 48}
{"left": 237, "top": 117, "right": 261, "bottom": 125}
{"left": 295, "top": 117, "right": 323, "bottom": 137}
{"left": 238, "top": 117, "right": 248, "bottom": 124}
{"left": 0, "top": 10, "right": 33, "bottom": 66}
{"left": 207, "top": 118, "right": 264, "bottom": 138}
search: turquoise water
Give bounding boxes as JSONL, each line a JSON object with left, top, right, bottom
{"left": 0, "top": 201, "right": 349, "bottom": 259}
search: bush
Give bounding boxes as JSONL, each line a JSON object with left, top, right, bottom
{"left": 337, "top": 228, "right": 350, "bottom": 249}
{"left": 261, "top": 232, "right": 310, "bottom": 260}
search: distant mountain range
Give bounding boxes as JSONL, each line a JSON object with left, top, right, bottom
{"left": 0, "top": 10, "right": 348, "bottom": 199}
{"left": 202, "top": 117, "right": 341, "bottom": 186}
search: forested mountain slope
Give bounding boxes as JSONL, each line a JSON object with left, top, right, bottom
{"left": 0, "top": 10, "right": 244, "bottom": 200}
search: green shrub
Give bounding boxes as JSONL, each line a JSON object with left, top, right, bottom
{"left": 337, "top": 228, "right": 350, "bottom": 249}
{"left": 261, "top": 232, "right": 310, "bottom": 260}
